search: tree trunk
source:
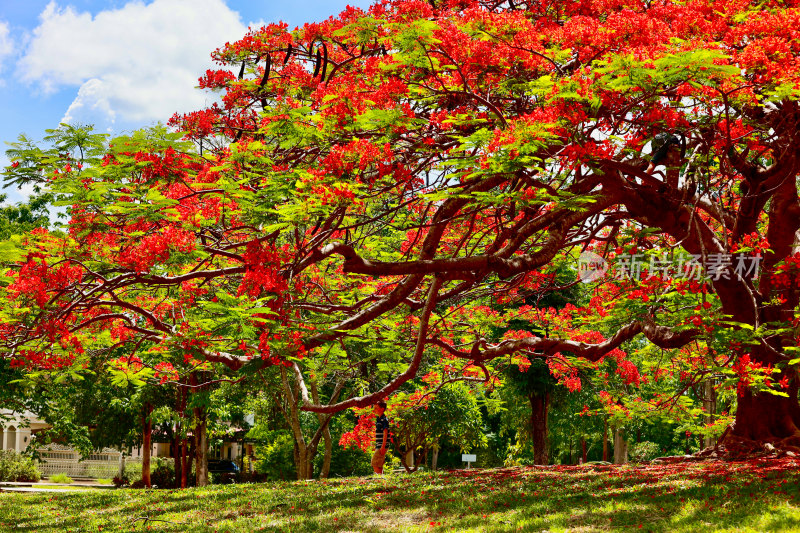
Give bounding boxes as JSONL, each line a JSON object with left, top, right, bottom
{"left": 178, "top": 383, "right": 189, "bottom": 488}
{"left": 320, "top": 422, "right": 332, "bottom": 479}
{"left": 172, "top": 428, "right": 182, "bottom": 488}
{"left": 731, "top": 387, "right": 800, "bottom": 442}
{"left": 602, "top": 418, "right": 609, "bottom": 462}
{"left": 432, "top": 444, "right": 439, "bottom": 471}
{"left": 416, "top": 446, "right": 427, "bottom": 470}
{"left": 703, "top": 379, "right": 717, "bottom": 448}
{"left": 281, "top": 367, "right": 314, "bottom": 480}
{"left": 141, "top": 403, "right": 152, "bottom": 488}
{"left": 296, "top": 444, "right": 312, "bottom": 480}
{"left": 180, "top": 437, "right": 188, "bottom": 488}
{"left": 718, "top": 259, "right": 800, "bottom": 445}
{"left": 581, "top": 437, "right": 587, "bottom": 464}
{"left": 613, "top": 426, "right": 628, "bottom": 464}
{"left": 400, "top": 447, "right": 418, "bottom": 472}
{"left": 195, "top": 406, "right": 209, "bottom": 487}
{"left": 529, "top": 391, "right": 550, "bottom": 465}
{"left": 188, "top": 438, "right": 196, "bottom": 484}
{"left": 726, "top": 339, "right": 800, "bottom": 445}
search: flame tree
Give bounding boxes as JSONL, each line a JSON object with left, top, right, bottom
{"left": 3, "top": 0, "right": 800, "bottom": 452}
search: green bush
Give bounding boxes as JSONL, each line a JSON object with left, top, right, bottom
{"left": 255, "top": 431, "right": 296, "bottom": 481}
{"left": 315, "top": 444, "right": 373, "bottom": 478}
{"left": 128, "top": 458, "right": 202, "bottom": 488}
{"left": 49, "top": 473, "right": 73, "bottom": 484}
{"left": 630, "top": 441, "right": 662, "bottom": 463}
{"left": 0, "top": 450, "right": 41, "bottom": 482}
{"left": 150, "top": 461, "right": 175, "bottom": 488}
{"left": 123, "top": 461, "right": 143, "bottom": 480}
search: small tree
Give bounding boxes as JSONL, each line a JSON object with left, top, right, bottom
{"left": 390, "top": 382, "right": 486, "bottom": 472}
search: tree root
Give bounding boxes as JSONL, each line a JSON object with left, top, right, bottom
{"left": 722, "top": 433, "right": 800, "bottom": 459}
{"left": 651, "top": 431, "right": 800, "bottom": 464}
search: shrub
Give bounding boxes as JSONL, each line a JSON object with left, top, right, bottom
{"left": 255, "top": 432, "right": 296, "bottom": 481}
{"left": 0, "top": 450, "right": 41, "bottom": 482}
{"left": 49, "top": 473, "right": 73, "bottom": 484}
{"left": 112, "top": 475, "right": 129, "bottom": 488}
{"left": 150, "top": 460, "right": 175, "bottom": 488}
{"left": 127, "top": 458, "right": 176, "bottom": 488}
{"left": 630, "top": 441, "right": 662, "bottom": 463}
{"left": 123, "top": 461, "right": 143, "bottom": 480}
{"left": 315, "top": 444, "right": 373, "bottom": 478}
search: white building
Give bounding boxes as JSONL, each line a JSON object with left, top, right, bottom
{"left": 0, "top": 410, "right": 48, "bottom": 453}
{"left": 0, "top": 409, "right": 145, "bottom": 478}
{"left": 1, "top": 409, "right": 254, "bottom": 477}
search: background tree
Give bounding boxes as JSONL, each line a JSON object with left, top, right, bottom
{"left": 502, "top": 360, "right": 557, "bottom": 465}
{"left": 389, "top": 381, "right": 486, "bottom": 472}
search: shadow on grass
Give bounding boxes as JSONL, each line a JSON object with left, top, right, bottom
{"left": 3, "top": 460, "right": 800, "bottom": 532}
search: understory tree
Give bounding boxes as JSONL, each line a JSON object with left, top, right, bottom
{"left": 387, "top": 382, "right": 486, "bottom": 472}
{"left": 2, "top": 0, "right": 800, "bottom": 455}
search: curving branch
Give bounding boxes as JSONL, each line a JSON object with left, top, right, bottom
{"left": 298, "top": 276, "right": 444, "bottom": 413}
{"left": 432, "top": 318, "right": 699, "bottom": 363}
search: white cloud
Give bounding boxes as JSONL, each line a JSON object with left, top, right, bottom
{"left": 17, "top": 0, "right": 250, "bottom": 126}
{"left": 0, "top": 21, "right": 13, "bottom": 75}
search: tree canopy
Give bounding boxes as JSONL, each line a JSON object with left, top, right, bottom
{"left": 3, "top": 0, "right": 800, "bottom": 451}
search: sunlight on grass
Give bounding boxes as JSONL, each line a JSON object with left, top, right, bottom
{"left": 1, "top": 458, "right": 799, "bottom": 532}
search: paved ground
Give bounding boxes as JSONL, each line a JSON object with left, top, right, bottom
{"left": 0, "top": 481, "right": 114, "bottom": 493}
{"left": 1, "top": 486, "right": 96, "bottom": 493}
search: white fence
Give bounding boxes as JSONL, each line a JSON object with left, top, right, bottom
{"left": 37, "top": 444, "right": 141, "bottom": 479}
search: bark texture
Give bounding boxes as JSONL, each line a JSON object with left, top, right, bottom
{"left": 141, "top": 403, "right": 152, "bottom": 488}
{"left": 529, "top": 391, "right": 550, "bottom": 465}
{"left": 195, "top": 406, "right": 209, "bottom": 487}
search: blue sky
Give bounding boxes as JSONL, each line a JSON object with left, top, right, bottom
{"left": 0, "top": 0, "right": 373, "bottom": 203}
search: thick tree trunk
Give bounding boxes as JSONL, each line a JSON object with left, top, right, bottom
{"left": 728, "top": 341, "right": 800, "bottom": 445}
{"left": 432, "top": 444, "right": 439, "bottom": 471}
{"left": 731, "top": 388, "right": 800, "bottom": 442}
{"left": 141, "top": 403, "right": 152, "bottom": 488}
{"left": 195, "top": 406, "right": 209, "bottom": 487}
{"left": 529, "top": 391, "right": 550, "bottom": 465}
{"left": 613, "top": 427, "right": 628, "bottom": 464}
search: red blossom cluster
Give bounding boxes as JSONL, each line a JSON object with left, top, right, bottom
{"left": 339, "top": 408, "right": 376, "bottom": 453}
{"left": 7, "top": 256, "right": 83, "bottom": 308}
{"left": 117, "top": 226, "right": 196, "bottom": 273}
{"left": 238, "top": 241, "right": 289, "bottom": 298}
{"left": 771, "top": 253, "right": 800, "bottom": 291}
{"left": 10, "top": 350, "right": 75, "bottom": 371}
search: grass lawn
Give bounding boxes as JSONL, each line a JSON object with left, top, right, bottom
{"left": 1, "top": 456, "right": 799, "bottom": 532}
